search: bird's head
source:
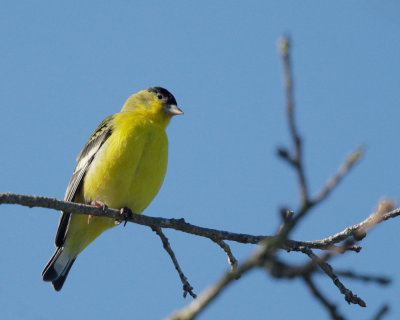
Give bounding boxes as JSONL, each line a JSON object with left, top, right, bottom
{"left": 121, "top": 87, "right": 183, "bottom": 124}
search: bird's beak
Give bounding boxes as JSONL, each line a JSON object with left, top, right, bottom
{"left": 165, "top": 104, "right": 184, "bottom": 116}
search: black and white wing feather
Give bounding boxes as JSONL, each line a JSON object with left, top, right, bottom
{"left": 55, "top": 115, "right": 114, "bottom": 247}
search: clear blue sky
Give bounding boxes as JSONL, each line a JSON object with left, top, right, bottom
{"left": 1, "top": 1, "right": 399, "bottom": 319}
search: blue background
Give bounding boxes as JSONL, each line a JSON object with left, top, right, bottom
{"left": 1, "top": 1, "right": 399, "bottom": 319}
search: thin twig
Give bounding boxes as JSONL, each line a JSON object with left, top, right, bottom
{"left": 303, "top": 201, "right": 398, "bottom": 249}
{"left": 151, "top": 227, "right": 196, "bottom": 299}
{"left": 354, "top": 200, "right": 395, "bottom": 241}
{"left": 167, "top": 252, "right": 257, "bottom": 320}
{"left": 167, "top": 234, "right": 294, "bottom": 320}
{"left": 278, "top": 36, "right": 364, "bottom": 235}
{"left": 334, "top": 270, "right": 391, "bottom": 285}
{"left": 301, "top": 247, "right": 366, "bottom": 307}
{"left": 303, "top": 274, "right": 345, "bottom": 320}
{"left": 371, "top": 304, "right": 390, "bottom": 320}
{"left": 290, "top": 147, "right": 363, "bottom": 227}
{"left": 279, "top": 36, "right": 309, "bottom": 206}
{"left": 211, "top": 238, "right": 238, "bottom": 273}
{"left": 312, "top": 147, "right": 363, "bottom": 205}
{"left": 168, "top": 220, "right": 318, "bottom": 319}
{"left": 275, "top": 41, "right": 367, "bottom": 316}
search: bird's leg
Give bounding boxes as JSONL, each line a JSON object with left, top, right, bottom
{"left": 117, "top": 207, "right": 134, "bottom": 227}
{"left": 89, "top": 200, "right": 108, "bottom": 224}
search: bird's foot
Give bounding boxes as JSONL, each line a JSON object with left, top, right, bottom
{"left": 91, "top": 200, "right": 108, "bottom": 209}
{"left": 88, "top": 200, "right": 108, "bottom": 224}
{"left": 117, "top": 207, "right": 134, "bottom": 227}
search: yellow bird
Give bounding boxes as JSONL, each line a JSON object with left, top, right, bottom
{"left": 42, "top": 87, "right": 183, "bottom": 291}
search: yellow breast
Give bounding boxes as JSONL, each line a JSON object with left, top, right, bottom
{"left": 82, "top": 111, "right": 169, "bottom": 214}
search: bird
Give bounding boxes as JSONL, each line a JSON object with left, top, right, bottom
{"left": 42, "top": 87, "right": 183, "bottom": 291}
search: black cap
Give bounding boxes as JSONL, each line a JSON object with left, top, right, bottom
{"left": 148, "top": 87, "right": 177, "bottom": 106}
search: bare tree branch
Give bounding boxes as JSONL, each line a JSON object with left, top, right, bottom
{"left": 167, "top": 233, "right": 299, "bottom": 320}
{"left": 334, "top": 270, "right": 391, "bottom": 286}
{"left": 371, "top": 304, "right": 390, "bottom": 320}
{"left": 277, "top": 36, "right": 364, "bottom": 235}
{"left": 301, "top": 201, "right": 398, "bottom": 249}
{"left": 167, "top": 250, "right": 257, "bottom": 320}
{"left": 303, "top": 274, "right": 345, "bottom": 320}
{"left": 3, "top": 192, "right": 396, "bottom": 252}
{"left": 151, "top": 227, "right": 196, "bottom": 299}
{"left": 311, "top": 147, "right": 363, "bottom": 205}
{"left": 0, "top": 192, "right": 268, "bottom": 243}
{"left": 278, "top": 35, "right": 309, "bottom": 207}
{"left": 210, "top": 238, "right": 238, "bottom": 273}
{"left": 300, "top": 247, "right": 366, "bottom": 307}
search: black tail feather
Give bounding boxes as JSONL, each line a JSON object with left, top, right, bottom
{"left": 42, "top": 247, "right": 76, "bottom": 291}
{"left": 42, "top": 247, "right": 63, "bottom": 281}
{"left": 51, "top": 259, "right": 76, "bottom": 291}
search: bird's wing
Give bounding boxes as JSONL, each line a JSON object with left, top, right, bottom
{"left": 55, "top": 115, "right": 114, "bottom": 247}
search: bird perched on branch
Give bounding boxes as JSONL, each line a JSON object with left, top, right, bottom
{"left": 42, "top": 87, "right": 183, "bottom": 291}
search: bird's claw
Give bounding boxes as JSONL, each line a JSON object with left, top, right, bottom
{"left": 88, "top": 214, "right": 93, "bottom": 224}
{"left": 89, "top": 200, "right": 108, "bottom": 224}
{"left": 119, "top": 207, "right": 134, "bottom": 227}
{"left": 90, "top": 200, "right": 108, "bottom": 210}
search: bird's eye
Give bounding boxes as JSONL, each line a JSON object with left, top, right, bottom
{"left": 157, "top": 94, "right": 163, "bottom": 100}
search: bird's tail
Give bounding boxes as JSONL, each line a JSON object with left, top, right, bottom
{"left": 42, "top": 247, "right": 76, "bottom": 291}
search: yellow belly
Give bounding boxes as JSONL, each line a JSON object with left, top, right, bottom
{"left": 64, "top": 114, "right": 168, "bottom": 256}
{"left": 83, "top": 123, "right": 168, "bottom": 212}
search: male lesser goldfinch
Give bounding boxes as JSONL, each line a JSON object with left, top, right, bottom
{"left": 42, "top": 87, "right": 183, "bottom": 291}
